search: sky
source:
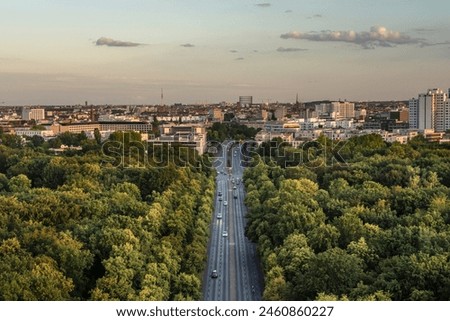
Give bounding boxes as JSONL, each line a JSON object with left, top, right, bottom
{"left": 1, "top": 0, "right": 450, "bottom": 105}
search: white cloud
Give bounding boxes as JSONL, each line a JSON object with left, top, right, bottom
{"left": 281, "top": 26, "right": 425, "bottom": 49}
{"left": 255, "top": 3, "right": 271, "bottom": 8}
{"left": 181, "top": 43, "right": 195, "bottom": 48}
{"left": 95, "top": 37, "right": 142, "bottom": 47}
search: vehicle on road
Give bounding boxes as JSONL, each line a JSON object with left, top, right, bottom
{"left": 222, "top": 231, "right": 228, "bottom": 237}
{"left": 211, "top": 270, "right": 218, "bottom": 278}
{"left": 217, "top": 213, "right": 222, "bottom": 219}
{"left": 219, "top": 197, "right": 222, "bottom": 201}
{"left": 218, "top": 191, "right": 222, "bottom": 196}
{"left": 224, "top": 201, "right": 228, "bottom": 206}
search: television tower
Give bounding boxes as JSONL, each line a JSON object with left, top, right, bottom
{"left": 160, "top": 88, "right": 164, "bottom": 106}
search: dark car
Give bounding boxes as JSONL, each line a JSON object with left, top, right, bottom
{"left": 211, "top": 270, "right": 218, "bottom": 278}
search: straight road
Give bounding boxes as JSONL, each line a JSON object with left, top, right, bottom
{"left": 203, "top": 142, "right": 263, "bottom": 301}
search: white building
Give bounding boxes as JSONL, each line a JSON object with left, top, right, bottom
{"left": 409, "top": 88, "right": 449, "bottom": 132}
{"left": 22, "top": 108, "right": 45, "bottom": 121}
{"left": 148, "top": 123, "right": 207, "bottom": 155}
{"left": 315, "top": 101, "right": 355, "bottom": 120}
{"left": 14, "top": 128, "right": 54, "bottom": 138}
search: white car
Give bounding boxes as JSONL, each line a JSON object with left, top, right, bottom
{"left": 223, "top": 201, "right": 228, "bottom": 206}
{"left": 222, "top": 231, "right": 228, "bottom": 237}
{"left": 217, "top": 213, "right": 222, "bottom": 219}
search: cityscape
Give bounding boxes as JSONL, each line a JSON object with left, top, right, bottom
{"left": 1, "top": 0, "right": 450, "bottom": 310}
{"left": 2, "top": 87, "right": 450, "bottom": 153}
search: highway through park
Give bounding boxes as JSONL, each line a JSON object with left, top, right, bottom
{"left": 203, "top": 142, "right": 263, "bottom": 301}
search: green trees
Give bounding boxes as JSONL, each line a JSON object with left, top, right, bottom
{"left": 0, "top": 141, "right": 214, "bottom": 300}
{"left": 245, "top": 134, "right": 450, "bottom": 300}
{"left": 207, "top": 122, "right": 260, "bottom": 141}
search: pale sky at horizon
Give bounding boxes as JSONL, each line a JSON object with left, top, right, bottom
{"left": 1, "top": 0, "right": 450, "bottom": 105}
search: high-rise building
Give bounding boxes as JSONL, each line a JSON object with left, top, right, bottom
{"left": 445, "top": 101, "right": 450, "bottom": 132}
{"left": 22, "top": 108, "right": 45, "bottom": 121}
{"left": 314, "top": 101, "right": 355, "bottom": 120}
{"left": 409, "top": 88, "right": 448, "bottom": 131}
{"left": 239, "top": 96, "right": 253, "bottom": 107}
{"left": 409, "top": 98, "right": 418, "bottom": 129}
{"left": 332, "top": 101, "right": 355, "bottom": 119}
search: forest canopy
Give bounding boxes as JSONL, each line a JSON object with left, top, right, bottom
{"left": 0, "top": 133, "right": 214, "bottom": 300}
{"left": 244, "top": 135, "right": 450, "bottom": 300}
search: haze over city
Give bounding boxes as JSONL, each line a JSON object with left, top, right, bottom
{"left": 1, "top": 0, "right": 450, "bottom": 105}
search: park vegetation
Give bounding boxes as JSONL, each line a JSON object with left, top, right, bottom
{"left": 244, "top": 134, "right": 450, "bottom": 300}
{"left": 0, "top": 131, "right": 214, "bottom": 300}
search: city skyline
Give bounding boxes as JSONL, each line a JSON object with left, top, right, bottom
{"left": 1, "top": 0, "right": 450, "bottom": 105}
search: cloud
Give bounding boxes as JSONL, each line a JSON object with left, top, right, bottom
{"left": 285, "top": 10, "right": 293, "bottom": 13}
{"left": 255, "top": 3, "right": 271, "bottom": 7}
{"left": 280, "top": 26, "right": 425, "bottom": 49}
{"left": 181, "top": 43, "right": 195, "bottom": 48}
{"left": 235, "top": 57, "right": 245, "bottom": 60}
{"left": 277, "top": 47, "right": 308, "bottom": 52}
{"left": 230, "top": 50, "right": 238, "bottom": 53}
{"left": 95, "top": 37, "right": 142, "bottom": 47}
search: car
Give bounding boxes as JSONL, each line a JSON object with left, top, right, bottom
{"left": 211, "top": 270, "right": 218, "bottom": 278}
{"left": 219, "top": 197, "right": 222, "bottom": 201}
{"left": 223, "top": 201, "right": 228, "bottom": 206}
{"left": 233, "top": 186, "right": 237, "bottom": 190}
{"left": 217, "top": 213, "right": 222, "bottom": 219}
{"left": 222, "top": 231, "right": 228, "bottom": 237}
{"left": 218, "top": 191, "right": 222, "bottom": 196}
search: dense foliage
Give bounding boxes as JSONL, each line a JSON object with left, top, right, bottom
{"left": 244, "top": 135, "right": 450, "bottom": 300}
{"left": 0, "top": 134, "right": 214, "bottom": 300}
{"left": 208, "top": 122, "right": 260, "bottom": 141}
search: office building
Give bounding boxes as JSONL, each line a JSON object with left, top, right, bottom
{"left": 239, "top": 96, "right": 253, "bottom": 107}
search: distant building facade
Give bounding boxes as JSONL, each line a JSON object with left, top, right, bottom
{"left": 274, "top": 106, "right": 286, "bottom": 120}
{"left": 211, "top": 108, "right": 224, "bottom": 121}
{"left": 409, "top": 88, "right": 450, "bottom": 132}
{"left": 51, "top": 121, "right": 152, "bottom": 134}
{"left": 239, "top": 96, "right": 253, "bottom": 107}
{"left": 148, "top": 123, "right": 207, "bottom": 155}
{"left": 22, "top": 108, "right": 45, "bottom": 121}
{"left": 315, "top": 101, "right": 355, "bottom": 120}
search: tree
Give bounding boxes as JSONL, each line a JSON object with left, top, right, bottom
{"left": 9, "top": 174, "right": 31, "bottom": 193}
{"left": 295, "top": 248, "right": 364, "bottom": 299}
{"left": 263, "top": 266, "right": 288, "bottom": 300}
{"left": 30, "top": 135, "right": 45, "bottom": 147}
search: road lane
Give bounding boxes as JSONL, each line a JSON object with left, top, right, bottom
{"left": 203, "top": 142, "right": 263, "bottom": 301}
